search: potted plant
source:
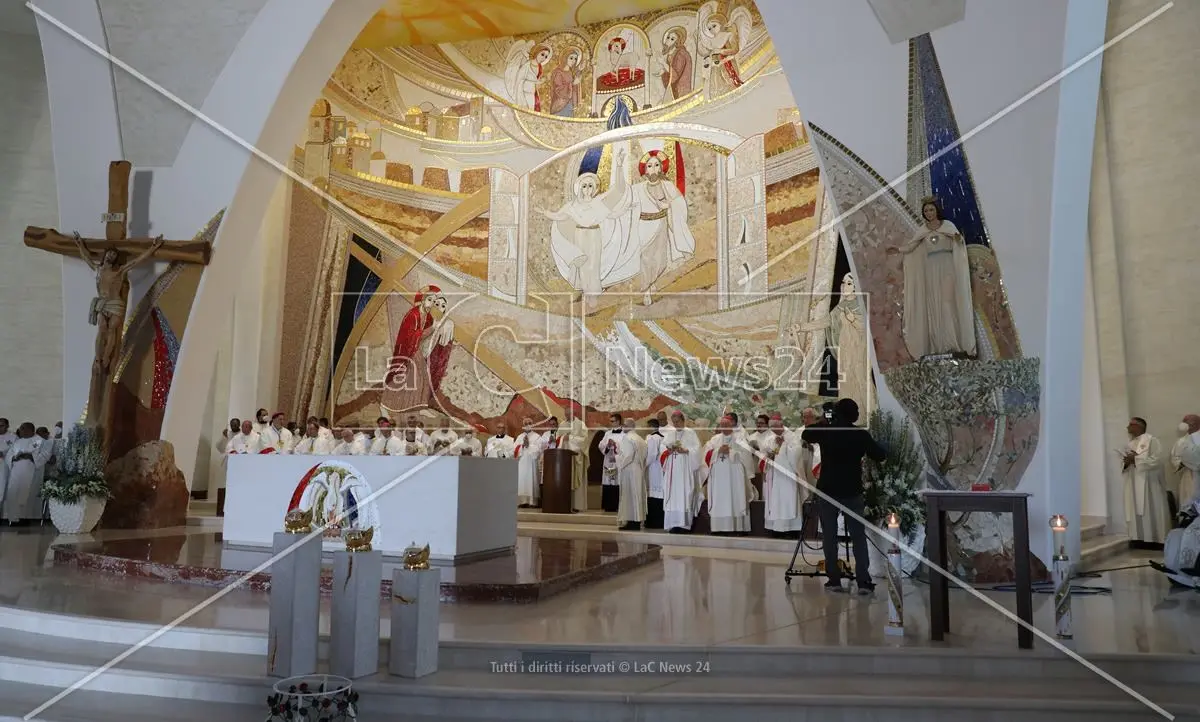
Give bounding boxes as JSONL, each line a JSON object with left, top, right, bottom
{"left": 43, "top": 424, "right": 110, "bottom": 534}
{"left": 863, "top": 409, "right": 926, "bottom": 577}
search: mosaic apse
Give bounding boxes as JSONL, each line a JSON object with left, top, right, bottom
{"left": 280, "top": 1, "right": 875, "bottom": 434}
{"left": 808, "top": 34, "right": 1042, "bottom": 583}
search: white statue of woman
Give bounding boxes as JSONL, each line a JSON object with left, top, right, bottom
{"left": 536, "top": 150, "right": 636, "bottom": 308}
{"left": 804, "top": 273, "right": 876, "bottom": 411}
{"left": 890, "top": 196, "right": 977, "bottom": 359}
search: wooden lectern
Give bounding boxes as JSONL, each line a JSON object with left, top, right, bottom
{"left": 540, "top": 448, "right": 577, "bottom": 514}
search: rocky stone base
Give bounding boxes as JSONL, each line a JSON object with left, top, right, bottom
{"left": 99, "top": 440, "right": 190, "bottom": 529}
{"left": 919, "top": 511, "right": 1050, "bottom": 584}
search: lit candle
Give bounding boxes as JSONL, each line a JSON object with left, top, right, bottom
{"left": 1050, "top": 514, "right": 1068, "bottom": 557}
{"left": 887, "top": 512, "right": 900, "bottom": 542}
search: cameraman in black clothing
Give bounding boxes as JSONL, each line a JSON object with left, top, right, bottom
{"left": 800, "top": 398, "right": 887, "bottom": 594}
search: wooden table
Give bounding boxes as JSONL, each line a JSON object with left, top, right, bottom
{"left": 923, "top": 490, "right": 1034, "bottom": 649}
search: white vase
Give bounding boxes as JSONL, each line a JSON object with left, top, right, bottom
{"left": 48, "top": 497, "right": 107, "bottom": 535}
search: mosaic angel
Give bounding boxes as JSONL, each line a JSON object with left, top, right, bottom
{"left": 697, "top": 1, "right": 753, "bottom": 98}
{"left": 504, "top": 40, "right": 552, "bottom": 111}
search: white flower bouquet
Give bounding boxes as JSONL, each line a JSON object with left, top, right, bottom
{"left": 42, "top": 424, "right": 110, "bottom": 504}
{"left": 863, "top": 409, "right": 925, "bottom": 536}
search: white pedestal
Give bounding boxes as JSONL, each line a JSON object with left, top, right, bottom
{"left": 330, "top": 550, "right": 382, "bottom": 679}
{"left": 267, "top": 532, "right": 322, "bottom": 677}
{"left": 389, "top": 567, "right": 440, "bottom": 679}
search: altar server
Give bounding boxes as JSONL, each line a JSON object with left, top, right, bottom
{"left": 513, "top": 418, "right": 544, "bottom": 507}
{"left": 598, "top": 413, "right": 625, "bottom": 512}
{"left": 485, "top": 421, "right": 515, "bottom": 458}
{"left": 428, "top": 419, "right": 459, "bottom": 454}
{"left": 761, "top": 416, "right": 805, "bottom": 532}
{"left": 227, "top": 419, "right": 262, "bottom": 454}
{"left": 370, "top": 422, "right": 405, "bottom": 455}
{"left": 332, "top": 428, "right": 368, "bottom": 455}
{"left": 294, "top": 420, "right": 334, "bottom": 455}
{"left": 701, "top": 415, "right": 755, "bottom": 533}
{"left": 660, "top": 411, "right": 702, "bottom": 532}
{"left": 1171, "top": 414, "right": 1200, "bottom": 511}
{"left": 617, "top": 419, "right": 647, "bottom": 530}
{"left": 1123, "top": 416, "right": 1169, "bottom": 546}
{"left": 644, "top": 418, "right": 665, "bottom": 528}
{"left": 260, "top": 412, "right": 295, "bottom": 453}
{"left": 1, "top": 423, "right": 46, "bottom": 523}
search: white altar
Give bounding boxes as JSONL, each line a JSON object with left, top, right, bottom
{"left": 224, "top": 455, "right": 517, "bottom": 562}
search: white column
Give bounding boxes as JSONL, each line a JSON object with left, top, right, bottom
{"left": 256, "top": 177, "right": 290, "bottom": 408}
{"left": 227, "top": 228, "right": 268, "bottom": 414}
{"left": 35, "top": 0, "right": 125, "bottom": 426}
{"left": 1037, "top": 0, "right": 1109, "bottom": 564}
{"left": 207, "top": 331, "right": 233, "bottom": 500}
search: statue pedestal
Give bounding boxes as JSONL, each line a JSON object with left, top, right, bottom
{"left": 330, "top": 550, "right": 382, "bottom": 679}
{"left": 268, "top": 532, "right": 322, "bottom": 677}
{"left": 389, "top": 567, "right": 440, "bottom": 678}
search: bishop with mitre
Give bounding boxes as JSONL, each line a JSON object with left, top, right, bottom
{"left": 660, "top": 410, "right": 702, "bottom": 532}
{"left": 701, "top": 415, "right": 755, "bottom": 533}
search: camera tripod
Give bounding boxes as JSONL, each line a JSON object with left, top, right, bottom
{"left": 784, "top": 499, "right": 853, "bottom": 585}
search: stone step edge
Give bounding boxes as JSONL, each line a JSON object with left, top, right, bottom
{"left": 3, "top": 603, "right": 1195, "bottom": 667}
{"left": 0, "top": 654, "right": 1190, "bottom": 716}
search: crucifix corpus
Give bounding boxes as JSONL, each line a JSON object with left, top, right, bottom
{"left": 24, "top": 160, "right": 212, "bottom": 430}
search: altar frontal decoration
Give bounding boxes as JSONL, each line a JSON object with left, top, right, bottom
{"left": 287, "top": 461, "right": 381, "bottom": 547}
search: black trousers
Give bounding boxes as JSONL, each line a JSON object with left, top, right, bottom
{"left": 645, "top": 497, "right": 664, "bottom": 529}
{"left": 601, "top": 484, "right": 620, "bottom": 512}
{"left": 817, "top": 494, "right": 872, "bottom": 585}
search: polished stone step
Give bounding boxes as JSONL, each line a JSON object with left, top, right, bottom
{"left": 1079, "top": 533, "right": 1131, "bottom": 571}
{"left": 1080, "top": 515, "right": 1106, "bottom": 542}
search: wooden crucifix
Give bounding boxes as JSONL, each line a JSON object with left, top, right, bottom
{"left": 24, "top": 161, "right": 213, "bottom": 430}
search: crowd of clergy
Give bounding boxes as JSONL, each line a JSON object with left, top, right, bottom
{"left": 223, "top": 406, "right": 827, "bottom": 536}
{"left": 0, "top": 418, "right": 65, "bottom": 525}
{"left": 1129, "top": 415, "right": 1200, "bottom": 575}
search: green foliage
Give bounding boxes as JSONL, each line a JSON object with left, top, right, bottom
{"left": 41, "top": 424, "right": 110, "bottom": 504}
{"left": 863, "top": 409, "right": 925, "bottom": 535}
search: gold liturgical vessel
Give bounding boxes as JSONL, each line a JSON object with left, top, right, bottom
{"left": 403, "top": 543, "right": 431, "bottom": 570}
{"left": 283, "top": 508, "right": 313, "bottom": 534}
{"left": 344, "top": 527, "right": 375, "bottom": 552}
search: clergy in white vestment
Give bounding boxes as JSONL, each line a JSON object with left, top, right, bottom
{"left": 485, "top": 421, "right": 516, "bottom": 458}
{"left": 252, "top": 408, "right": 270, "bottom": 435}
{"left": 259, "top": 413, "right": 296, "bottom": 453}
{"left": 538, "top": 416, "right": 581, "bottom": 507}
{"left": 701, "top": 415, "right": 755, "bottom": 533}
{"left": 404, "top": 415, "right": 430, "bottom": 446}
{"left": 565, "top": 414, "right": 589, "bottom": 512}
{"left": 401, "top": 428, "right": 429, "bottom": 456}
{"left": 1122, "top": 417, "right": 1170, "bottom": 545}
{"left": 369, "top": 423, "right": 405, "bottom": 455}
{"left": 644, "top": 418, "right": 666, "bottom": 528}
{"left": 760, "top": 416, "right": 806, "bottom": 532}
{"left": 0, "top": 418, "right": 15, "bottom": 457}
{"left": 227, "top": 420, "right": 262, "bottom": 454}
{"left": 458, "top": 432, "right": 484, "bottom": 457}
{"left": 598, "top": 413, "right": 626, "bottom": 513}
{"left": 294, "top": 421, "right": 334, "bottom": 455}
{"left": 749, "top": 414, "right": 771, "bottom": 454}
{"left": 24, "top": 427, "right": 56, "bottom": 521}
{"left": 617, "top": 419, "right": 647, "bottom": 530}
{"left": 513, "top": 418, "right": 544, "bottom": 507}
{"left": 1170, "top": 414, "right": 1200, "bottom": 510}
{"left": 659, "top": 411, "right": 702, "bottom": 532}
{"left": 331, "top": 428, "right": 368, "bottom": 456}
{"left": 1, "top": 423, "right": 45, "bottom": 523}
{"left": 428, "top": 420, "right": 459, "bottom": 454}
{"left": 317, "top": 418, "right": 335, "bottom": 445}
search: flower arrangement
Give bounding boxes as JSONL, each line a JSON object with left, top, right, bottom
{"left": 266, "top": 676, "right": 358, "bottom": 722}
{"left": 41, "top": 424, "right": 110, "bottom": 505}
{"left": 863, "top": 409, "right": 925, "bottom": 536}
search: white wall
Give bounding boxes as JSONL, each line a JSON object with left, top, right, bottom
{"left": 0, "top": 26, "right": 62, "bottom": 427}
{"left": 1080, "top": 253, "right": 1107, "bottom": 518}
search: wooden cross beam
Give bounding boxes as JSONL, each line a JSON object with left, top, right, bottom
{"left": 23, "top": 160, "right": 213, "bottom": 431}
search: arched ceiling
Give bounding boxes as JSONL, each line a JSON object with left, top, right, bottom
{"left": 352, "top": 0, "right": 694, "bottom": 48}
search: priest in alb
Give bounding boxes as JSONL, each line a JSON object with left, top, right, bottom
{"left": 598, "top": 414, "right": 625, "bottom": 512}
{"left": 616, "top": 419, "right": 647, "bottom": 530}
{"left": 332, "top": 428, "right": 368, "bottom": 455}
{"left": 401, "top": 428, "right": 429, "bottom": 456}
{"left": 227, "top": 420, "right": 262, "bottom": 454}
{"left": 513, "top": 418, "right": 544, "bottom": 507}
{"left": 369, "top": 423, "right": 405, "bottom": 455}
{"left": 260, "top": 412, "right": 295, "bottom": 453}
{"left": 293, "top": 420, "right": 333, "bottom": 455}
{"left": 701, "top": 415, "right": 755, "bottom": 533}
{"left": 760, "top": 415, "right": 806, "bottom": 533}
{"left": 1, "top": 423, "right": 46, "bottom": 523}
{"left": 659, "top": 410, "right": 702, "bottom": 532}
{"left": 1123, "top": 416, "right": 1169, "bottom": 546}
{"left": 485, "top": 421, "right": 515, "bottom": 458}
{"left": 564, "top": 412, "right": 589, "bottom": 512}
{"left": 428, "top": 420, "right": 459, "bottom": 454}
{"left": 457, "top": 430, "right": 483, "bottom": 457}
{"left": 1171, "top": 414, "right": 1200, "bottom": 512}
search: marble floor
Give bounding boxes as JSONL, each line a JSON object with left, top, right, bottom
{"left": 0, "top": 524, "right": 1196, "bottom": 655}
